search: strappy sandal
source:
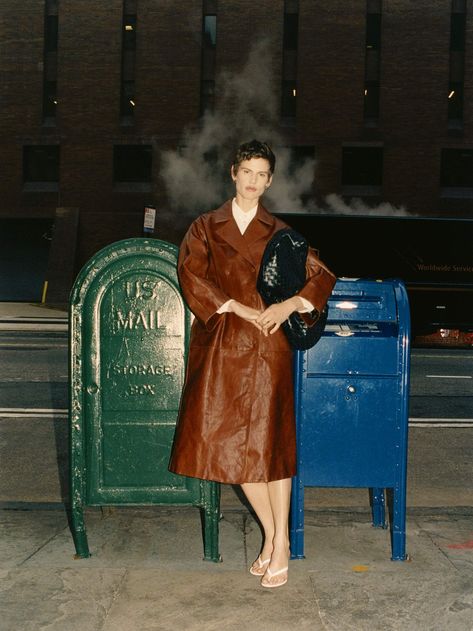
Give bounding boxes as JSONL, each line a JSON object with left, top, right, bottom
{"left": 260, "top": 565, "right": 288, "bottom": 588}
{"left": 249, "top": 556, "right": 270, "bottom": 576}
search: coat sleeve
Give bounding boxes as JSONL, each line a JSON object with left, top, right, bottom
{"left": 178, "top": 216, "right": 231, "bottom": 328}
{"left": 296, "top": 247, "right": 337, "bottom": 314}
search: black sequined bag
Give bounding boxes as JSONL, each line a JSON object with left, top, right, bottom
{"left": 257, "top": 228, "right": 328, "bottom": 350}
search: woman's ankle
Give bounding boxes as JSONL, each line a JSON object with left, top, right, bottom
{"left": 272, "top": 534, "right": 289, "bottom": 549}
{"left": 261, "top": 538, "right": 274, "bottom": 559}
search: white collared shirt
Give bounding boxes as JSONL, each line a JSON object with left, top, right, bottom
{"left": 232, "top": 198, "right": 257, "bottom": 235}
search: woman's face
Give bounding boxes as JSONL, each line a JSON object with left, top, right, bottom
{"left": 231, "top": 157, "right": 273, "bottom": 205}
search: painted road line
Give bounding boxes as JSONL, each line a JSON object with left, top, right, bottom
{"left": 0, "top": 410, "right": 471, "bottom": 428}
{"left": 414, "top": 354, "right": 473, "bottom": 359}
{"left": 0, "top": 344, "right": 68, "bottom": 348}
{"left": 0, "top": 318, "right": 67, "bottom": 323}
{"left": 0, "top": 408, "right": 68, "bottom": 418}
{"left": 0, "top": 324, "right": 68, "bottom": 332}
{"left": 425, "top": 375, "right": 472, "bottom": 379}
{"left": 0, "top": 377, "right": 67, "bottom": 382}
{"left": 409, "top": 418, "right": 473, "bottom": 427}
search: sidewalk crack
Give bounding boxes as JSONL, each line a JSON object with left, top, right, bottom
{"left": 99, "top": 568, "right": 128, "bottom": 630}
{"left": 242, "top": 513, "right": 250, "bottom": 568}
{"left": 309, "top": 576, "right": 331, "bottom": 631}
{"left": 413, "top": 517, "right": 460, "bottom": 572}
{"left": 17, "top": 524, "right": 69, "bottom": 567}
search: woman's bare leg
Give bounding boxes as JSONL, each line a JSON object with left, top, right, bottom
{"left": 241, "top": 482, "right": 275, "bottom": 566}
{"left": 241, "top": 478, "right": 292, "bottom": 584}
{"left": 262, "top": 477, "right": 292, "bottom": 586}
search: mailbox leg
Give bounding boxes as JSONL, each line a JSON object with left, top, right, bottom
{"left": 70, "top": 503, "right": 91, "bottom": 559}
{"left": 290, "top": 476, "right": 305, "bottom": 559}
{"left": 371, "top": 487, "right": 387, "bottom": 529}
{"left": 391, "top": 487, "right": 407, "bottom": 561}
{"left": 200, "top": 481, "right": 222, "bottom": 562}
{"left": 69, "top": 436, "right": 90, "bottom": 558}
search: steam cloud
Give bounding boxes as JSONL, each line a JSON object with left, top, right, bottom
{"left": 160, "top": 39, "right": 408, "bottom": 219}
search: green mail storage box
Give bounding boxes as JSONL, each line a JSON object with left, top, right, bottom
{"left": 69, "top": 238, "right": 220, "bottom": 561}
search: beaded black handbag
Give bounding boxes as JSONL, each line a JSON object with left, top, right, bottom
{"left": 256, "top": 228, "right": 328, "bottom": 350}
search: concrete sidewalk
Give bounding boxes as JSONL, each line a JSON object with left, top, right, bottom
{"left": 0, "top": 302, "right": 67, "bottom": 331}
{"left": 1, "top": 504, "right": 473, "bottom": 631}
{"left": 1, "top": 301, "right": 472, "bottom": 630}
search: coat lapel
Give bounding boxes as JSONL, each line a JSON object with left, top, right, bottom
{"left": 211, "top": 200, "right": 251, "bottom": 267}
{"left": 212, "top": 200, "right": 277, "bottom": 269}
{"left": 243, "top": 204, "right": 276, "bottom": 247}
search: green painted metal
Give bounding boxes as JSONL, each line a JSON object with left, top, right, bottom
{"left": 69, "top": 238, "right": 221, "bottom": 561}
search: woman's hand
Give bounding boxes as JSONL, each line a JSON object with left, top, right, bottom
{"left": 229, "top": 301, "right": 264, "bottom": 331}
{"left": 256, "top": 296, "right": 304, "bottom": 335}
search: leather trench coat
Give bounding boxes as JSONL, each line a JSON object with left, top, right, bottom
{"left": 168, "top": 200, "right": 336, "bottom": 484}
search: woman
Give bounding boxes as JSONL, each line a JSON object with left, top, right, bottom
{"left": 169, "top": 140, "right": 336, "bottom": 588}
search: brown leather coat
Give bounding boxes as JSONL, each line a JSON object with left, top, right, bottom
{"left": 169, "top": 200, "right": 336, "bottom": 483}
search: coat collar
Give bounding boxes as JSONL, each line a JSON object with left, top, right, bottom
{"left": 212, "top": 200, "right": 276, "bottom": 267}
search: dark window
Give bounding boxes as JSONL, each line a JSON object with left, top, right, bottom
{"left": 200, "top": 80, "right": 215, "bottom": 115}
{"left": 441, "top": 149, "right": 473, "bottom": 187}
{"left": 342, "top": 147, "right": 383, "bottom": 186}
{"left": 448, "top": 82, "right": 464, "bottom": 120}
{"left": 282, "top": 4, "right": 298, "bottom": 120}
{"left": 281, "top": 81, "right": 297, "bottom": 118}
{"left": 366, "top": 13, "right": 381, "bottom": 49}
{"left": 120, "top": 10, "right": 137, "bottom": 123}
{"left": 23, "top": 145, "right": 59, "bottom": 182}
{"left": 203, "top": 15, "right": 216, "bottom": 48}
{"left": 288, "top": 146, "right": 314, "bottom": 174}
{"left": 43, "top": 80, "right": 57, "bottom": 118}
{"left": 123, "top": 14, "right": 137, "bottom": 50}
{"left": 44, "top": 15, "right": 58, "bottom": 51}
{"left": 364, "top": 82, "right": 380, "bottom": 119}
{"left": 364, "top": 5, "right": 381, "bottom": 124}
{"left": 43, "top": 2, "right": 58, "bottom": 121}
{"left": 203, "top": 147, "right": 219, "bottom": 168}
{"left": 450, "top": 12, "right": 466, "bottom": 51}
{"left": 447, "top": 3, "right": 466, "bottom": 127}
{"left": 113, "top": 145, "right": 152, "bottom": 182}
{"left": 283, "top": 13, "right": 298, "bottom": 50}
{"left": 201, "top": 15, "right": 217, "bottom": 116}
{"left": 121, "top": 80, "right": 135, "bottom": 117}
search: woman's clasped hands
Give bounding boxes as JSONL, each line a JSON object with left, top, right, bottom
{"left": 229, "top": 297, "right": 303, "bottom": 336}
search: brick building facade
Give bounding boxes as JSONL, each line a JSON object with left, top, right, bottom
{"left": 0, "top": 0, "right": 472, "bottom": 299}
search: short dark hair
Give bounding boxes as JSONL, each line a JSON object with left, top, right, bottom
{"left": 232, "top": 140, "right": 276, "bottom": 174}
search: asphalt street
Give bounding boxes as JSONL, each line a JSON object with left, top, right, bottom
{"left": 409, "top": 349, "right": 473, "bottom": 425}
{"left": 0, "top": 328, "right": 472, "bottom": 508}
{"left": 0, "top": 330, "right": 472, "bottom": 422}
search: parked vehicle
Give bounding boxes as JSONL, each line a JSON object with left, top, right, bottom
{"left": 275, "top": 213, "right": 473, "bottom": 346}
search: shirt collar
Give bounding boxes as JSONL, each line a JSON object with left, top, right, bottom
{"left": 232, "top": 198, "right": 258, "bottom": 224}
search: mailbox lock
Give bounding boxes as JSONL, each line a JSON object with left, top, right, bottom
{"left": 87, "top": 384, "right": 99, "bottom": 395}
{"left": 347, "top": 385, "right": 356, "bottom": 394}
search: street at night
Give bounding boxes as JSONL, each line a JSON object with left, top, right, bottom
{"left": 2, "top": 1, "right": 473, "bottom": 628}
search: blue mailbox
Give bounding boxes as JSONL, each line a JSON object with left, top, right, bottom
{"left": 290, "top": 278, "right": 410, "bottom": 561}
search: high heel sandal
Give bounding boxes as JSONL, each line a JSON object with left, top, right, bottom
{"left": 260, "top": 565, "right": 288, "bottom": 588}
{"left": 249, "top": 555, "right": 270, "bottom": 576}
